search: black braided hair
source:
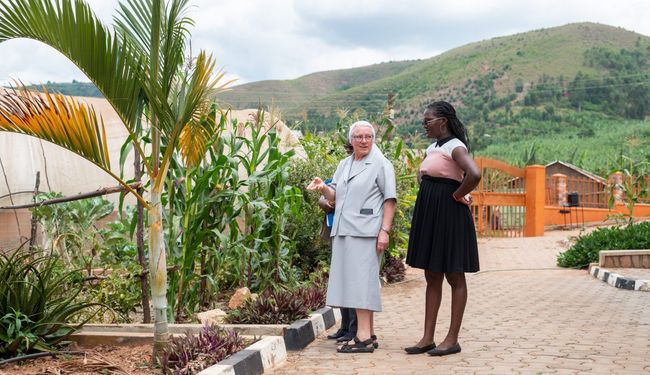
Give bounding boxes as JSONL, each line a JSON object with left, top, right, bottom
{"left": 426, "top": 101, "right": 471, "bottom": 152}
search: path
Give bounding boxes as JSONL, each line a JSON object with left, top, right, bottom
{"left": 269, "top": 229, "right": 650, "bottom": 374}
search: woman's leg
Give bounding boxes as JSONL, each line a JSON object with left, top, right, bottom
{"left": 415, "top": 270, "right": 444, "bottom": 347}
{"left": 437, "top": 272, "right": 467, "bottom": 349}
{"left": 355, "top": 308, "right": 372, "bottom": 341}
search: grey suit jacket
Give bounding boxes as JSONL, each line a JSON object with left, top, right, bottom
{"left": 330, "top": 145, "right": 397, "bottom": 237}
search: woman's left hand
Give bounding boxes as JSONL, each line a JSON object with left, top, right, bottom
{"left": 453, "top": 193, "right": 473, "bottom": 206}
{"left": 376, "top": 230, "right": 389, "bottom": 255}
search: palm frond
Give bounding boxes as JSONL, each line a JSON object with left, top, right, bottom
{"left": 114, "top": 0, "right": 154, "bottom": 56}
{"left": 153, "top": 52, "right": 231, "bottom": 190}
{"left": 179, "top": 52, "right": 234, "bottom": 128}
{"left": 115, "top": 0, "right": 193, "bottom": 90}
{"left": 178, "top": 106, "right": 219, "bottom": 168}
{"left": 0, "top": 85, "right": 110, "bottom": 170}
{"left": 0, "top": 0, "right": 145, "bottom": 130}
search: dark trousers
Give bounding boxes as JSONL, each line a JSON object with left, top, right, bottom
{"left": 340, "top": 307, "right": 357, "bottom": 333}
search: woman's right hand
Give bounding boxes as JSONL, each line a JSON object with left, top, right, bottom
{"left": 307, "top": 177, "right": 325, "bottom": 191}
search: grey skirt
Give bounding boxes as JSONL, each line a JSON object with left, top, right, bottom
{"left": 326, "top": 235, "right": 382, "bottom": 312}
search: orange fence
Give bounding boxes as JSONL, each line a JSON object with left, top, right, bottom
{"left": 544, "top": 172, "right": 650, "bottom": 227}
{"left": 471, "top": 158, "right": 545, "bottom": 237}
{"left": 474, "top": 158, "right": 650, "bottom": 236}
{"left": 634, "top": 176, "right": 650, "bottom": 204}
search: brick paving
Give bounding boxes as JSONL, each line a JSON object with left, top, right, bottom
{"left": 269, "top": 229, "right": 650, "bottom": 374}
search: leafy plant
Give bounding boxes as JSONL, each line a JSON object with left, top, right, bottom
{"left": 0, "top": 245, "right": 101, "bottom": 357}
{"left": 0, "top": 309, "right": 38, "bottom": 355}
{"left": 226, "top": 282, "right": 327, "bottom": 325}
{"left": 98, "top": 206, "right": 139, "bottom": 268}
{"left": 607, "top": 154, "right": 649, "bottom": 224}
{"left": 162, "top": 324, "right": 246, "bottom": 375}
{"left": 165, "top": 110, "right": 304, "bottom": 320}
{"left": 0, "top": 0, "right": 231, "bottom": 360}
{"left": 557, "top": 222, "right": 650, "bottom": 268}
{"left": 381, "top": 253, "right": 406, "bottom": 284}
{"left": 31, "top": 193, "right": 114, "bottom": 272}
{"left": 86, "top": 271, "right": 143, "bottom": 323}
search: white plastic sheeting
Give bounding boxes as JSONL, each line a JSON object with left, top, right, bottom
{"left": 0, "top": 94, "right": 302, "bottom": 249}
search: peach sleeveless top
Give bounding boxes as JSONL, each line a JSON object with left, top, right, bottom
{"left": 418, "top": 137, "right": 467, "bottom": 182}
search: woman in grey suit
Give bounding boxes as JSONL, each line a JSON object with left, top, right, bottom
{"left": 308, "top": 120, "right": 397, "bottom": 353}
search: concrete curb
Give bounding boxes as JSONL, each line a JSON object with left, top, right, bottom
{"left": 197, "top": 336, "right": 285, "bottom": 375}
{"left": 283, "top": 306, "right": 337, "bottom": 350}
{"left": 589, "top": 265, "right": 650, "bottom": 291}
{"left": 198, "top": 306, "right": 338, "bottom": 374}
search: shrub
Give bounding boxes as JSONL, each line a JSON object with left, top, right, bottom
{"left": 381, "top": 254, "right": 406, "bottom": 284}
{"left": 162, "top": 324, "right": 246, "bottom": 375}
{"left": 0, "top": 246, "right": 101, "bottom": 357}
{"left": 226, "top": 282, "right": 327, "bottom": 324}
{"left": 83, "top": 271, "right": 142, "bottom": 323}
{"left": 557, "top": 222, "right": 650, "bottom": 268}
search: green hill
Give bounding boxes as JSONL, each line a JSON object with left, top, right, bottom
{"left": 21, "top": 22, "right": 650, "bottom": 172}
{"left": 219, "top": 22, "right": 650, "bottom": 171}
{"left": 218, "top": 59, "right": 419, "bottom": 117}
{"left": 221, "top": 22, "right": 649, "bottom": 124}
{"left": 24, "top": 80, "right": 103, "bottom": 98}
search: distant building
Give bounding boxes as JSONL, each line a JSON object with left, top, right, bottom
{"left": 545, "top": 161, "right": 607, "bottom": 208}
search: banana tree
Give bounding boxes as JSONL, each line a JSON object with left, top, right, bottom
{"left": 0, "top": 0, "right": 229, "bottom": 360}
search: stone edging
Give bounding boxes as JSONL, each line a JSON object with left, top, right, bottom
{"left": 198, "top": 306, "right": 338, "bottom": 375}
{"left": 589, "top": 265, "right": 650, "bottom": 291}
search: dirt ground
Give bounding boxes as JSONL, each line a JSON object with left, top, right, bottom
{"left": 0, "top": 344, "right": 155, "bottom": 375}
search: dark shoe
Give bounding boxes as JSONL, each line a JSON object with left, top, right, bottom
{"left": 404, "top": 343, "right": 436, "bottom": 354}
{"left": 337, "top": 337, "right": 375, "bottom": 353}
{"left": 336, "top": 331, "right": 356, "bottom": 343}
{"left": 327, "top": 329, "right": 347, "bottom": 340}
{"left": 427, "top": 343, "right": 461, "bottom": 356}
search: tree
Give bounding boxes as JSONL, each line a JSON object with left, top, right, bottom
{"left": 0, "top": 0, "right": 229, "bottom": 361}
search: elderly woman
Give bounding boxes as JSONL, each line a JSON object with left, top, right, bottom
{"left": 307, "top": 120, "right": 396, "bottom": 353}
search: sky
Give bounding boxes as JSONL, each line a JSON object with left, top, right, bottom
{"left": 1, "top": 0, "right": 649, "bottom": 87}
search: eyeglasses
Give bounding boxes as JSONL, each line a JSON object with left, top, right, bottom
{"left": 352, "top": 135, "right": 374, "bottom": 141}
{"left": 422, "top": 117, "right": 443, "bottom": 126}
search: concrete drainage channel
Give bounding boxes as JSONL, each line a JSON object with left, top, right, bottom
{"left": 72, "top": 307, "right": 340, "bottom": 375}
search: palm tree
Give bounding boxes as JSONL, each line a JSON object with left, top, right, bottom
{"left": 0, "top": 0, "right": 229, "bottom": 361}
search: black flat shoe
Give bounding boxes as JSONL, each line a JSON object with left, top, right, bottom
{"left": 336, "top": 332, "right": 356, "bottom": 343}
{"left": 404, "top": 343, "right": 436, "bottom": 354}
{"left": 427, "top": 343, "right": 461, "bottom": 356}
{"left": 371, "top": 334, "right": 378, "bottom": 349}
{"left": 327, "top": 329, "right": 347, "bottom": 340}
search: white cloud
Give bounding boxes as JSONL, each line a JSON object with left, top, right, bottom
{"left": 1, "top": 0, "right": 649, "bottom": 86}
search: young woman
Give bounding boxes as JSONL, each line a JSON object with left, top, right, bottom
{"left": 405, "top": 101, "right": 481, "bottom": 356}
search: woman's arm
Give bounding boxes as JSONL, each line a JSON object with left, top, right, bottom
{"left": 307, "top": 177, "right": 336, "bottom": 201}
{"left": 376, "top": 198, "right": 396, "bottom": 255}
{"left": 451, "top": 147, "right": 482, "bottom": 200}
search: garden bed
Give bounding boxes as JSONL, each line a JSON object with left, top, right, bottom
{"left": 1, "top": 307, "right": 338, "bottom": 375}
{"left": 72, "top": 306, "right": 338, "bottom": 351}
{"left": 0, "top": 344, "right": 154, "bottom": 375}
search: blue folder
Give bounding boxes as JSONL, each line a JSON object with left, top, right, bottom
{"left": 325, "top": 178, "right": 334, "bottom": 228}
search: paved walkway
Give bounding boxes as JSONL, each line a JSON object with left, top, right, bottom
{"left": 269, "top": 229, "right": 650, "bottom": 374}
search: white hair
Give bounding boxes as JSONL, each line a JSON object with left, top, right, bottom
{"left": 348, "top": 120, "right": 376, "bottom": 143}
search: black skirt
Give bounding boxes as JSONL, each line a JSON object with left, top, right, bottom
{"left": 406, "top": 176, "right": 480, "bottom": 273}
